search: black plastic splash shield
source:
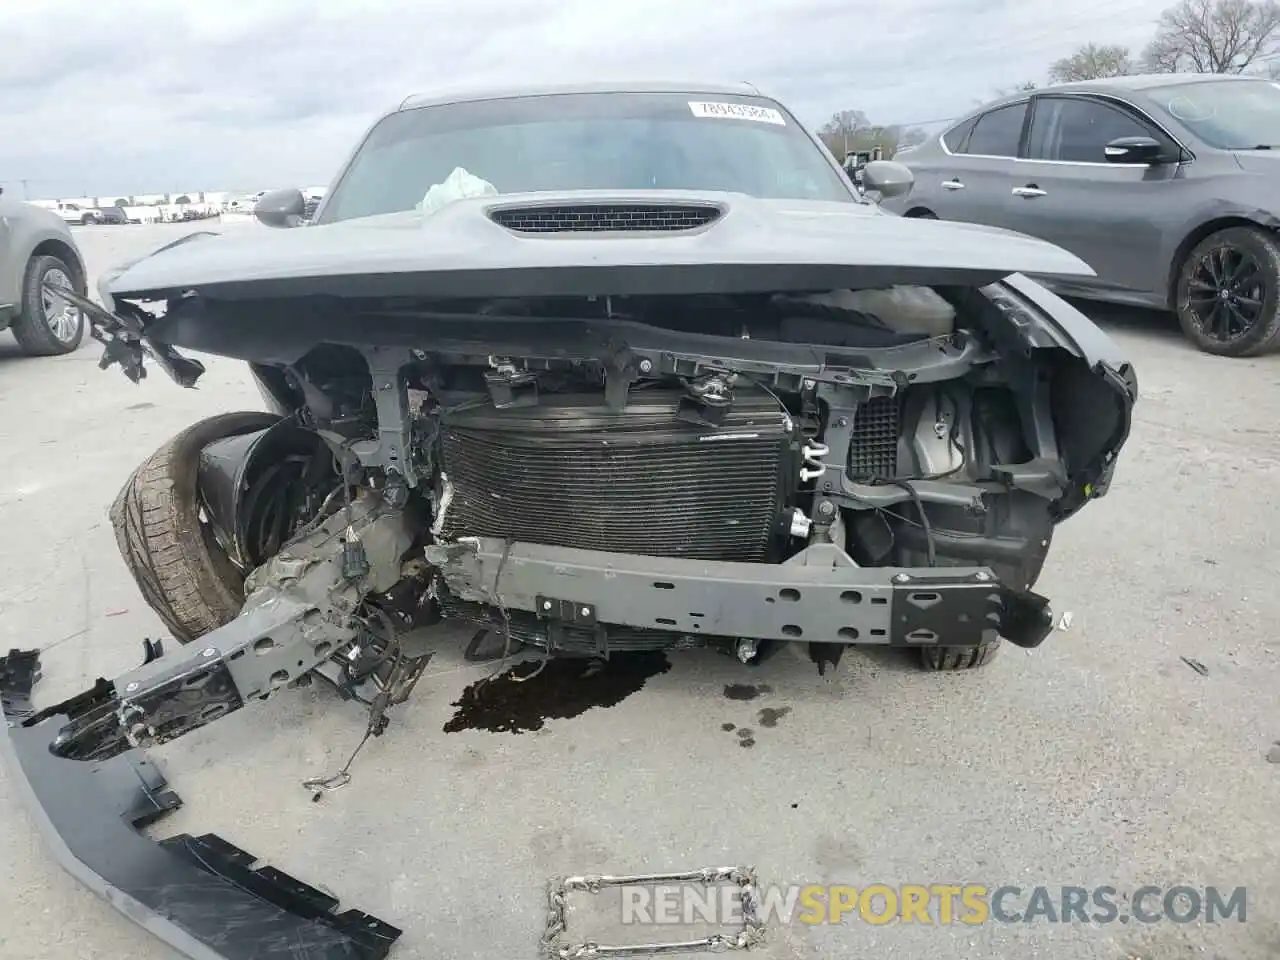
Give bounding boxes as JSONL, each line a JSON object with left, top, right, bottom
{"left": 0, "top": 649, "right": 402, "bottom": 960}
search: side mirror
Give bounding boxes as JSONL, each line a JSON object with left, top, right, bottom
{"left": 1104, "top": 136, "right": 1167, "bottom": 165}
{"left": 254, "top": 188, "right": 306, "bottom": 228}
{"left": 860, "top": 160, "right": 914, "bottom": 200}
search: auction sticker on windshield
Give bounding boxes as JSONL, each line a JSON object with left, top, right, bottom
{"left": 689, "top": 101, "right": 786, "bottom": 125}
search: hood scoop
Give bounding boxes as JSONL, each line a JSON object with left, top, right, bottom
{"left": 489, "top": 202, "right": 722, "bottom": 234}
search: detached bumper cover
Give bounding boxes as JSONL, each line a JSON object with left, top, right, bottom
{"left": 0, "top": 649, "right": 402, "bottom": 960}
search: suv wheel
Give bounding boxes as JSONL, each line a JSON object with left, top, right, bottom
{"left": 9, "top": 254, "right": 85, "bottom": 356}
{"left": 1175, "top": 226, "right": 1280, "bottom": 357}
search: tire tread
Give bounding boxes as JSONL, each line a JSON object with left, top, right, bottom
{"left": 109, "top": 412, "right": 281, "bottom": 643}
{"left": 919, "top": 641, "right": 1000, "bottom": 671}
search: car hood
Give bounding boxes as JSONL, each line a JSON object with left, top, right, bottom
{"left": 101, "top": 190, "right": 1095, "bottom": 302}
{"left": 1233, "top": 150, "right": 1280, "bottom": 174}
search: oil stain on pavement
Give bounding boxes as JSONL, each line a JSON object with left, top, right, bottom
{"left": 757, "top": 706, "right": 791, "bottom": 728}
{"left": 723, "top": 683, "right": 772, "bottom": 701}
{"left": 443, "top": 651, "right": 671, "bottom": 734}
{"left": 721, "top": 685, "right": 791, "bottom": 745}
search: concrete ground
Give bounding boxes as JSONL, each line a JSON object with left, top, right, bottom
{"left": 1, "top": 222, "right": 1277, "bottom": 960}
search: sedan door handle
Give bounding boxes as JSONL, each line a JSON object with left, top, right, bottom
{"left": 941, "top": 179, "right": 965, "bottom": 190}
{"left": 1012, "top": 186, "right": 1047, "bottom": 198}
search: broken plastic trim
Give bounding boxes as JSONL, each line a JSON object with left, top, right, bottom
{"left": 44, "top": 285, "right": 206, "bottom": 387}
{"left": 0, "top": 649, "right": 402, "bottom": 960}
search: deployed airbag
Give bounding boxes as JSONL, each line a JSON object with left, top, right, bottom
{"left": 418, "top": 167, "right": 498, "bottom": 215}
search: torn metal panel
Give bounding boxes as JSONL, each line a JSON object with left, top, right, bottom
{"left": 0, "top": 649, "right": 402, "bottom": 960}
{"left": 35, "top": 492, "right": 415, "bottom": 763}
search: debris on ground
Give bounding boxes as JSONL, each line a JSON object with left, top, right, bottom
{"left": 1266, "top": 742, "right": 1280, "bottom": 764}
{"left": 1180, "top": 656, "right": 1209, "bottom": 677}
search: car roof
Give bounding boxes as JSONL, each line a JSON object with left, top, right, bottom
{"left": 981, "top": 73, "right": 1268, "bottom": 109}
{"left": 397, "top": 79, "right": 769, "bottom": 111}
{"left": 1054, "top": 72, "right": 1264, "bottom": 93}
{"left": 1043, "top": 72, "right": 1269, "bottom": 95}
{"left": 949, "top": 72, "right": 1269, "bottom": 130}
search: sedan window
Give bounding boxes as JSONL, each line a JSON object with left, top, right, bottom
{"left": 1028, "top": 97, "right": 1155, "bottom": 162}
{"left": 942, "top": 117, "right": 978, "bottom": 153}
{"left": 961, "top": 103, "right": 1027, "bottom": 157}
{"left": 1150, "top": 78, "right": 1280, "bottom": 149}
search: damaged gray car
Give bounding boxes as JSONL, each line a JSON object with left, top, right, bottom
{"left": 2, "top": 82, "right": 1136, "bottom": 960}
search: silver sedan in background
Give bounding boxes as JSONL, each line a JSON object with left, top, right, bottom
{"left": 882, "top": 73, "right": 1280, "bottom": 357}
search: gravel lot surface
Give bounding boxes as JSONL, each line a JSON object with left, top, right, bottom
{"left": 1, "top": 221, "right": 1277, "bottom": 960}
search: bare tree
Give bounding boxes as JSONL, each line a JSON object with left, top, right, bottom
{"left": 1049, "top": 43, "right": 1135, "bottom": 82}
{"left": 1144, "top": 0, "right": 1280, "bottom": 73}
{"left": 985, "top": 81, "right": 1038, "bottom": 103}
{"left": 897, "top": 126, "right": 929, "bottom": 150}
{"left": 817, "top": 109, "right": 871, "bottom": 155}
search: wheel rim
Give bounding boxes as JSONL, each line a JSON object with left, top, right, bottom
{"left": 41, "top": 267, "right": 81, "bottom": 343}
{"left": 1186, "top": 244, "right": 1266, "bottom": 344}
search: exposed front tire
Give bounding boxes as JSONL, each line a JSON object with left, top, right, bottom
{"left": 1175, "top": 226, "right": 1280, "bottom": 357}
{"left": 919, "top": 642, "right": 1000, "bottom": 670}
{"left": 9, "top": 254, "right": 85, "bottom": 356}
{"left": 110, "top": 412, "right": 283, "bottom": 644}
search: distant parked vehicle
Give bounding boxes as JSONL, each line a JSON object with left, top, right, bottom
{"left": 99, "top": 206, "right": 130, "bottom": 225}
{"left": 842, "top": 148, "right": 882, "bottom": 189}
{"left": 881, "top": 73, "right": 1280, "bottom": 357}
{"left": 53, "top": 202, "right": 102, "bottom": 226}
{"left": 302, "top": 194, "right": 323, "bottom": 220}
{"left": 1, "top": 198, "right": 88, "bottom": 354}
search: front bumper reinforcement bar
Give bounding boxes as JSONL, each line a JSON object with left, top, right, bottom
{"left": 428, "top": 538, "right": 1055, "bottom": 650}
{"left": 0, "top": 649, "right": 402, "bottom": 960}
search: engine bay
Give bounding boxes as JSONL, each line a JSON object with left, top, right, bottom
{"left": 206, "top": 281, "right": 1127, "bottom": 659}
{"left": 25, "top": 275, "right": 1136, "bottom": 767}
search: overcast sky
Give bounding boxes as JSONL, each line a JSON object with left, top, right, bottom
{"left": 2, "top": 0, "right": 1179, "bottom": 199}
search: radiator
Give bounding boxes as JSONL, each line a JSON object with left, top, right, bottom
{"left": 438, "top": 389, "right": 792, "bottom": 562}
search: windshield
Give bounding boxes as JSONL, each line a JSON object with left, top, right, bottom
{"left": 1150, "top": 79, "right": 1280, "bottom": 149}
{"left": 320, "top": 91, "right": 854, "bottom": 223}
